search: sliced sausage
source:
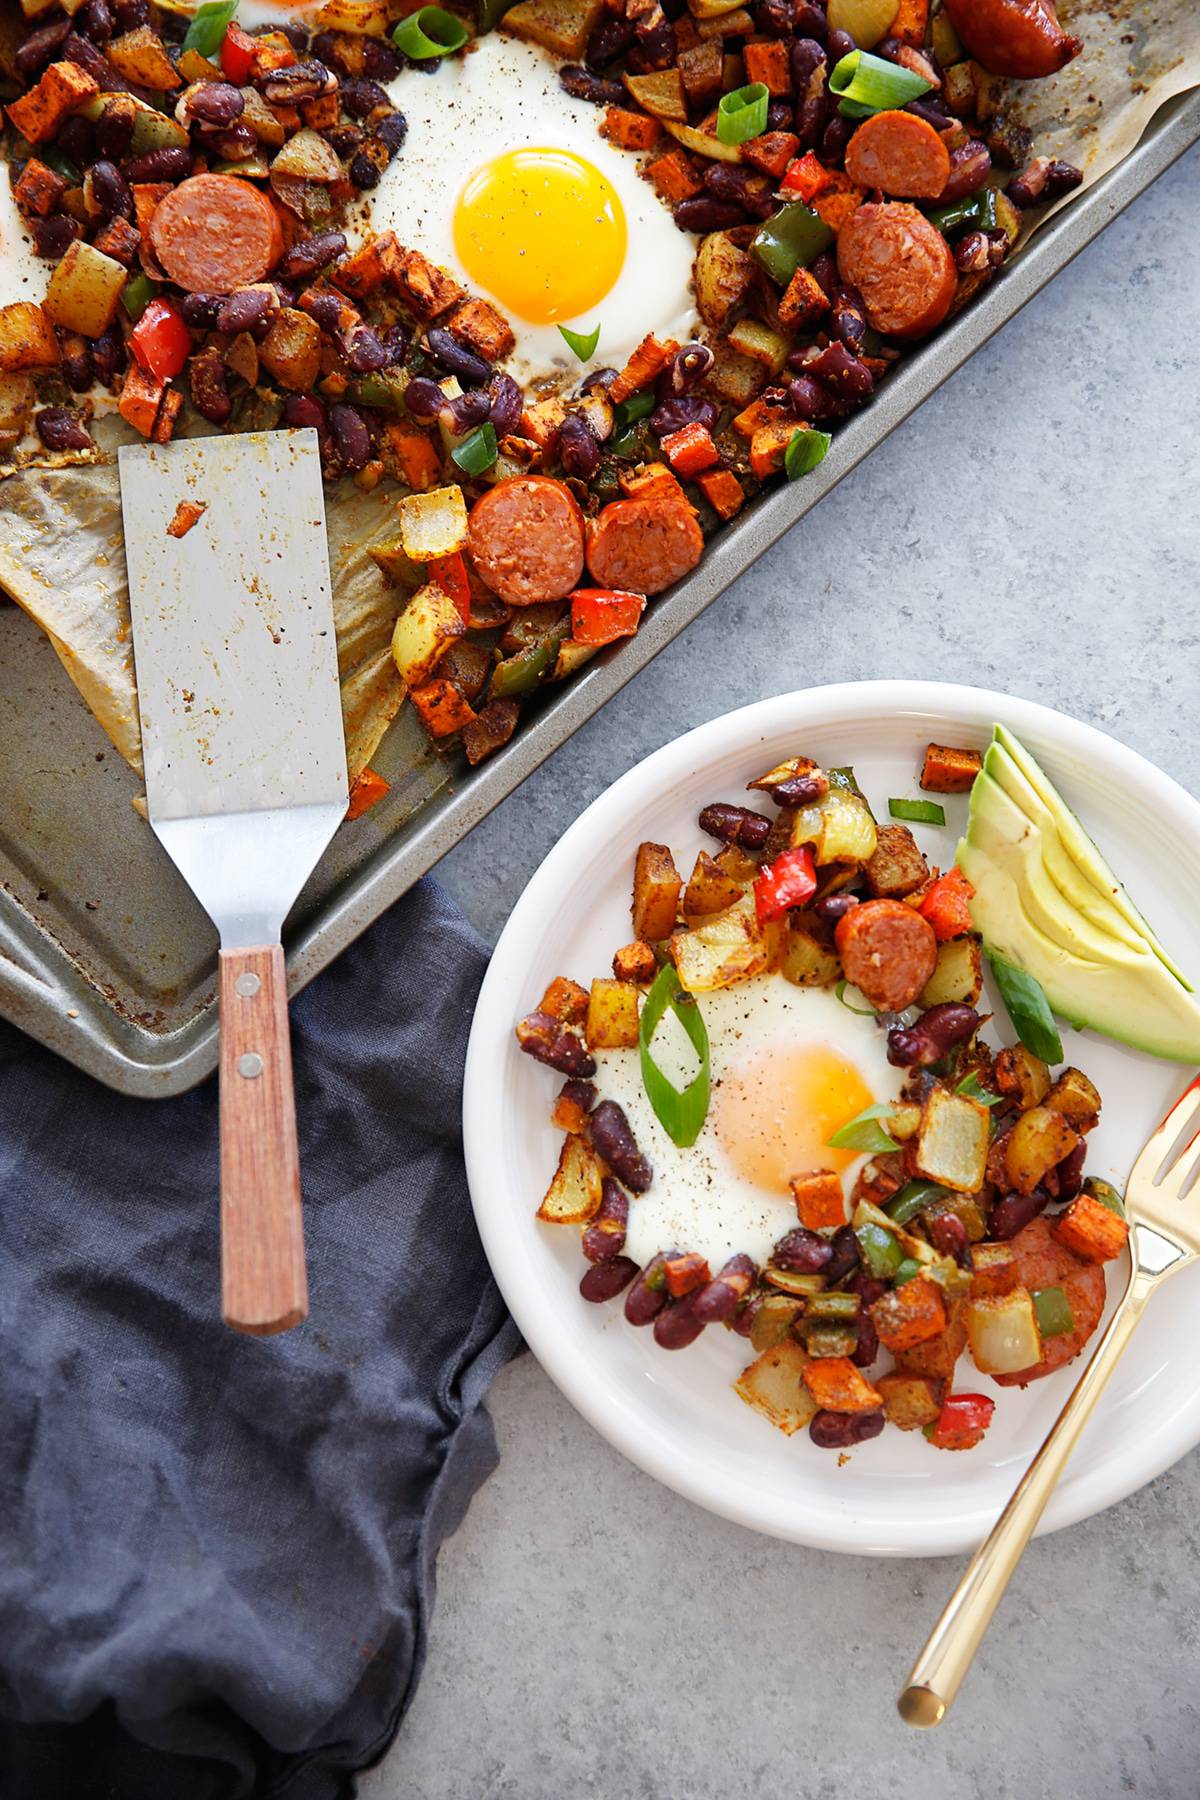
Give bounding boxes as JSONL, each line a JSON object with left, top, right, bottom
{"left": 836, "top": 202, "right": 957, "bottom": 340}
{"left": 942, "top": 0, "right": 1081, "bottom": 79}
{"left": 586, "top": 495, "right": 704, "bottom": 596}
{"left": 147, "top": 174, "right": 284, "bottom": 295}
{"left": 467, "top": 476, "right": 585, "bottom": 607}
{"left": 834, "top": 897, "right": 938, "bottom": 1012}
{"left": 991, "top": 1216, "right": 1107, "bottom": 1386}
{"left": 844, "top": 111, "right": 951, "bottom": 201}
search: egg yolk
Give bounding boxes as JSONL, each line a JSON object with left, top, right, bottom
{"left": 453, "top": 147, "right": 627, "bottom": 325}
{"left": 714, "top": 1043, "right": 877, "bottom": 1193}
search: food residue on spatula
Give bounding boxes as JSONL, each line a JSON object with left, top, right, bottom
{"left": 166, "top": 500, "right": 207, "bottom": 540}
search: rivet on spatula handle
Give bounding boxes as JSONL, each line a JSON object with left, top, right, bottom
{"left": 218, "top": 943, "right": 308, "bottom": 1335}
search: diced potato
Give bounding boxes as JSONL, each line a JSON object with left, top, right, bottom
{"left": 726, "top": 317, "right": 791, "bottom": 373}
{"left": 888, "top": 1103, "right": 923, "bottom": 1142}
{"left": 623, "top": 68, "right": 688, "bottom": 121}
{"left": 814, "top": 787, "right": 877, "bottom": 865}
{"left": 713, "top": 845, "right": 758, "bottom": 884}
{"left": 105, "top": 25, "right": 181, "bottom": 88}
{"left": 790, "top": 1169, "right": 846, "bottom": 1232}
{"left": 0, "top": 371, "right": 34, "bottom": 437}
{"left": 894, "top": 1299, "right": 968, "bottom": 1379}
{"left": 390, "top": 581, "right": 465, "bottom": 687}
{"left": 828, "top": 0, "right": 900, "bottom": 48}
{"left": 918, "top": 934, "right": 984, "bottom": 1007}
{"left": 673, "top": 893, "right": 769, "bottom": 993}
{"left": 538, "top": 976, "right": 589, "bottom": 1023}
{"left": 1052, "top": 1193, "right": 1130, "bottom": 1264}
{"left": 310, "top": 0, "right": 396, "bottom": 31}
{"left": 865, "top": 824, "right": 929, "bottom": 900}
{"left": 501, "top": 0, "right": 603, "bottom": 59}
{"left": 802, "top": 1355, "right": 882, "bottom": 1415}
{"left": 735, "top": 1338, "right": 817, "bottom": 1436}
{"left": 1044, "top": 1067, "right": 1102, "bottom": 1133}
{"left": 683, "top": 850, "right": 744, "bottom": 920}
{"left": 536, "top": 1133, "right": 604, "bottom": 1224}
{"left": 693, "top": 230, "right": 753, "bottom": 329}
{"left": 993, "top": 1044, "right": 1051, "bottom": 1110}
{"left": 1003, "top": 1105, "right": 1082, "bottom": 1197}
{"left": 687, "top": 0, "right": 747, "bottom": 17}
{"left": 704, "top": 343, "right": 766, "bottom": 406}
{"left": 0, "top": 303, "right": 59, "bottom": 373}
{"left": 369, "top": 536, "right": 425, "bottom": 590}
{"left": 397, "top": 484, "right": 469, "bottom": 562}
{"left": 612, "top": 941, "right": 657, "bottom": 985}
{"left": 913, "top": 1087, "right": 990, "bottom": 1194}
{"left": 965, "top": 1288, "right": 1043, "bottom": 1375}
{"left": 585, "top": 978, "right": 640, "bottom": 1050}
{"left": 876, "top": 1371, "right": 944, "bottom": 1431}
{"left": 258, "top": 307, "right": 322, "bottom": 390}
{"left": 271, "top": 126, "right": 342, "bottom": 183}
{"left": 871, "top": 1277, "right": 946, "bottom": 1354}
{"left": 43, "top": 240, "right": 126, "bottom": 337}
{"left": 970, "top": 1242, "right": 1019, "bottom": 1299}
{"left": 777, "top": 919, "right": 840, "bottom": 988}
{"left": 632, "top": 842, "right": 682, "bottom": 943}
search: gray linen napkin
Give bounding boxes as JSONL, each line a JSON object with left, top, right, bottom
{"left": 0, "top": 878, "right": 521, "bottom": 1800}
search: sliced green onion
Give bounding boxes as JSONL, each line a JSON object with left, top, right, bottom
{"left": 476, "top": 0, "right": 516, "bottom": 30}
{"left": 829, "top": 48, "right": 932, "bottom": 118}
{"left": 1084, "top": 1177, "right": 1126, "bottom": 1218}
{"left": 639, "top": 963, "right": 711, "bottom": 1148}
{"left": 987, "top": 949, "right": 1064, "bottom": 1065}
{"left": 41, "top": 145, "right": 81, "bottom": 184}
{"left": 614, "top": 390, "right": 655, "bottom": 429}
{"left": 829, "top": 765, "right": 866, "bottom": 799}
{"left": 1032, "top": 1286, "right": 1074, "bottom": 1339}
{"left": 558, "top": 322, "right": 600, "bottom": 361}
{"left": 785, "top": 427, "right": 832, "bottom": 480}
{"left": 855, "top": 1221, "right": 903, "bottom": 1280}
{"left": 182, "top": 0, "right": 238, "bottom": 56}
{"left": 887, "top": 1180, "right": 946, "bottom": 1226}
{"left": 894, "top": 1256, "right": 924, "bottom": 1286}
{"left": 889, "top": 796, "right": 946, "bottom": 826}
{"left": 955, "top": 1070, "right": 1002, "bottom": 1107}
{"left": 835, "top": 978, "right": 875, "bottom": 1017}
{"left": 827, "top": 1102, "right": 902, "bottom": 1154}
{"left": 716, "top": 81, "right": 769, "bottom": 146}
{"left": 393, "top": 5, "right": 470, "bottom": 59}
{"left": 121, "top": 273, "right": 156, "bottom": 321}
{"left": 450, "top": 420, "right": 497, "bottom": 475}
{"left": 751, "top": 201, "right": 834, "bottom": 286}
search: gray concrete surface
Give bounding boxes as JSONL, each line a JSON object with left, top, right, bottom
{"left": 363, "top": 146, "right": 1200, "bottom": 1800}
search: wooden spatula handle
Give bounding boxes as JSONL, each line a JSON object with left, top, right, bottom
{"left": 218, "top": 943, "right": 308, "bottom": 1336}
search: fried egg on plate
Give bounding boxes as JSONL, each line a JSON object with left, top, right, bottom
{"left": 593, "top": 980, "right": 902, "bottom": 1274}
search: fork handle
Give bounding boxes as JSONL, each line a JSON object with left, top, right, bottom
{"left": 218, "top": 943, "right": 308, "bottom": 1337}
{"left": 898, "top": 1263, "right": 1151, "bottom": 1728}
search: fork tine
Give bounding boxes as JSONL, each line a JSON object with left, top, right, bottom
{"left": 1129, "top": 1074, "right": 1200, "bottom": 1191}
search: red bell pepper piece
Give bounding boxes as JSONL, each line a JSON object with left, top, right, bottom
{"left": 925, "top": 1392, "right": 995, "bottom": 1451}
{"left": 780, "top": 150, "right": 833, "bottom": 204}
{"left": 918, "top": 866, "right": 976, "bottom": 941}
{"left": 428, "top": 551, "right": 471, "bottom": 623}
{"left": 129, "top": 297, "right": 191, "bottom": 381}
{"left": 220, "top": 22, "right": 258, "bottom": 84}
{"left": 753, "top": 844, "right": 816, "bottom": 924}
{"left": 569, "top": 587, "right": 646, "bottom": 647}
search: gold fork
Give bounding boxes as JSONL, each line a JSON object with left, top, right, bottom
{"left": 899, "top": 1073, "right": 1200, "bottom": 1729}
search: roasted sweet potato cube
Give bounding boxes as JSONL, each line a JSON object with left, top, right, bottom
{"left": 585, "top": 978, "right": 640, "bottom": 1050}
{"left": 538, "top": 976, "right": 589, "bottom": 1024}
{"left": 13, "top": 157, "right": 66, "bottom": 218}
{"left": 1004, "top": 1105, "right": 1081, "bottom": 1197}
{"left": 790, "top": 1169, "right": 845, "bottom": 1232}
{"left": 6, "top": 60, "right": 99, "bottom": 144}
{"left": 663, "top": 1251, "right": 711, "bottom": 1297}
{"left": 801, "top": 1355, "right": 882, "bottom": 1415}
{"left": 890, "top": 0, "right": 930, "bottom": 45}
{"left": 646, "top": 148, "right": 703, "bottom": 203}
{"left": 383, "top": 421, "right": 441, "bottom": 492}
{"left": 913, "top": 1088, "right": 990, "bottom": 1194}
{"left": 1052, "top": 1193, "right": 1130, "bottom": 1264}
{"left": 776, "top": 265, "right": 828, "bottom": 333}
{"left": 550, "top": 1079, "right": 594, "bottom": 1134}
{"left": 852, "top": 1152, "right": 906, "bottom": 1209}
{"left": 865, "top": 823, "right": 929, "bottom": 900}
{"left": 382, "top": 243, "right": 464, "bottom": 320}
{"left": 993, "top": 1044, "right": 1051, "bottom": 1110}
{"left": 462, "top": 698, "right": 519, "bottom": 767}
{"left": 151, "top": 387, "right": 183, "bottom": 444}
{"left": 409, "top": 678, "right": 476, "bottom": 739}
{"left": 609, "top": 333, "right": 675, "bottom": 405}
{"left": 742, "top": 37, "right": 791, "bottom": 94}
{"left": 742, "top": 129, "right": 800, "bottom": 179}
{"left": 117, "top": 363, "right": 165, "bottom": 438}
{"left": 332, "top": 232, "right": 394, "bottom": 297}
{"left": 448, "top": 296, "right": 515, "bottom": 362}
{"left": 1044, "top": 1066, "right": 1102, "bottom": 1132}
{"left": 696, "top": 468, "right": 745, "bottom": 521}
{"left": 683, "top": 850, "right": 745, "bottom": 920}
{"left": 920, "top": 741, "right": 983, "bottom": 793}
{"left": 92, "top": 215, "right": 140, "bottom": 266}
{"left": 536, "top": 1133, "right": 604, "bottom": 1224}
{"left": 600, "top": 105, "right": 661, "bottom": 151}
{"left": 970, "top": 1242, "right": 1018, "bottom": 1298}
{"left": 813, "top": 171, "right": 865, "bottom": 232}
{"left": 632, "top": 841, "right": 682, "bottom": 942}
{"left": 871, "top": 1277, "right": 946, "bottom": 1354}
{"left": 750, "top": 417, "right": 803, "bottom": 480}
{"left": 894, "top": 1299, "right": 968, "bottom": 1380}
{"left": 612, "top": 941, "right": 658, "bottom": 984}
{"left": 0, "top": 301, "right": 59, "bottom": 373}
{"left": 735, "top": 1338, "right": 817, "bottom": 1435}
{"left": 876, "top": 1371, "right": 944, "bottom": 1431}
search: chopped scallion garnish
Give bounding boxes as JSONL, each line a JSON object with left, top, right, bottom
{"left": 827, "top": 1102, "right": 903, "bottom": 1154}
{"left": 558, "top": 322, "right": 600, "bottom": 361}
{"left": 835, "top": 978, "right": 875, "bottom": 1017}
{"left": 716, "top": 81, "right": 769, "bottom": 145}
{"left": 639, "top": 964, "right": 710, "bottom": 1147}
{"left": 451, "top": 420, "right": 497, "bottom": 475}
{"left": 889, "top": 796, "right": 946, "bottom": 826}
{"left": 829, "top": 48, "right": 932, "bottom": 118}
{"left": 182, "top": 0, "right": 238, "bottom": 55}
{"left": 785, "top": 428, "right": 832, "bottom": 480}
{"left": 393, "top": 5, "right": 470, "bottom": 58}
{"left": 955, "top": 1070, "right": 1002, "bottom": 1107}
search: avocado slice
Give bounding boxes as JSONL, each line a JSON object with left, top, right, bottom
{"left": 993, "top": 723, "right": 1191, "bottom": 988}
{"left": 959, "top": 734, "right": 1200, "bottom": 1063}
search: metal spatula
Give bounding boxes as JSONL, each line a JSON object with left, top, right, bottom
{"left": 118, "top": 430, "right": 347, "bottom": 1337}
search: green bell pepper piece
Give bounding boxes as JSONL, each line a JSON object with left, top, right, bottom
{"left": 751, "top": 202, "right": 834, "bottom": 287}
{"left": 855, "top": 1222, "right": 903, "bottom": 1280}
{"left": 1032, "top": 1286, "right": 1075, "bottom": 1338}
{"left": 489, "top": 625, "right": 566, "bottom": 700}
{"left": 887, "top": 1180, "right": 947, "bottom": 1227}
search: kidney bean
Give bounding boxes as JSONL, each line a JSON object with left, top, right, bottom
{"left": 672, "top": 197, "right": 746, "bottom": 232}
{"left": 56, "top": 336, "right": 91, "bottom": 392}
{"left": 793, "top": 0, "right": 828, "bottom": 40}
{"left": 559, "top": 63, "right": 624, "bottom": 104}
{"left": 929, "top": 1210, "right": 971, "bottom": 1266}
{"left": 661, "top": 342, "right": 714, "bottom": 396}
{"left": 342, "top": 322, "right": 388, "bottom": 374}
{"left": 559, "top": 1075, "right": 596, "bottom": 1116}
{"left": 282, "top": 392, "right": 328, "bottom": 437}
{"left": 93, "top": 99, "right": 135, "bottom": 161}
{"left": 585, "top": 13, "right": 634, "bottom": 67}
{"left": 1055, "top": 1141, "right": 1086, "bottom": 1202}
{"left": 754, "top": 0, "right": 793, "bottom": 36}
{"left": 852, "top": 1307, "right": 879, "bottom": 1367}
{"left": 84, "top": 159, "right": 132, "bottom": 222}
{"left": 55, "top": 115, "right": 95, "bottom": 169}
{"left": 629, "top": 15, "right": 675, "bottom": 73}
{"left": 698, "top": 803, "right": 772, "bottom": 851}
{"left": 703, "top": 163, "right": 775, "bottom": 220}
{"left": 128, "top": 146, "right": 192, "bottom": 183}
{"left": 791, "top": 37, "right": 826, "bottom": 87}
{"left": 582, "top": 1177, "right": 630, "bottom": 1263}
{"left": 176, "top": 293, "right": 219, "bottom": 330}
{"left": 812, "top": 892, "right": 858, "bottom": 926}
{"left": 654, "top": 1294, "right": 706, "bottom": 1351}
{"left": 329, "top": 404, "right": 370, "bottom": 472}
{"left": 804, "top": 339, "right": 874, "bottom": 401}
{"left": 954, "top": 230, "right": 991, "bottom": 275}
{"left": 31, "top": 215, "right": 83, "bottom": 259}
{"left": 989, "top": 1189, "right": 1050, "bottom": 1240}
{"left": 825, "top": 26, "right": 854, "bottom": 67}
{"left": 337, "top": 75, "right": 387, "bottom": 117}
{"left": 180, "top": 80, "right": 243, "bottom": 128}
{"left": 90, "top": 322, "right": 125, "bottom": 386}
{"left": 730, "top": 1291, "right": 764, "bottom": 1338}
{"left": 80, "top": 0, "right": 113, "bottom": 39}
{"left": 112, "top": 0, "right": 148, "bottom": 26}
{"left": 810, "top": 1407, "right": 884, "bottom": 1449}
{"left": 773, "top": 1227, "right": 834, "bottom": 1274}
{"left": 649, "top": 395, "right": 718, "bottom": 438}
{"left": 425, "top": 326, "right": 492, "bottom": 386}
{"left": 375, "top": 111, "right": 407, "bottom": 158}
{"left": 273, "top": 231, "right": 344, "bottom": 286}
{"left": 809, "top": 250, "right": 838, "bottom": 298}
{"left": 823, "top": 1224, "right": 862, "bottom": 1285}
{"left": 783, "top": 373, "right": 827, "bottom": 422}
{"left": 444, "top": 390, "right": 492, "bottom": 435}
{"left": 216, "top": 287, "right": 273, "bottom": 336}
{"left": 15, "top": 16, "right": 71, "bottom": 79}
{"left": 580, "top": 1257, "right": 639, "bottom": 1303}
{"left": 61, "top": 32, "right": 116, "bottom": 95}
{"left": 903, "top": 96, "right": 950, "bottom": 131}
{"left": 360, "top": 35, "right": 401, "bottom": 79}
{"left": 829, "top": 285, "right": 868, "bottom": 355}
{"left": 402, "top": 375, "right": 445, "bottom": 424}
{"left": 940, "top": 139, "right": 992, "bottom": 205}
{"left": 984, "top": 229, "right": 1011, "bottom": 268}
{"left": 624, "top": 1253, "right": 670, "bottom": 1326}
{"left": 188, "top": 351, "right": 231, "bottom": 424}
{"left": 692, "top": 1254, "right": 757, "bottom": 1325}
{"left": 589, "top": 1099, "right": 652, "bottom": 1194}
{"left": 821, "top": 114, "right": 852, "bottom": 164}
{"left": 258, "top": 58, "right": 335, "bottom": 103}
{"left": 35, "top": 407, "right": 92, "bottom": 452}
{"left": 766, "top": 99, "right": 794, "bottom": 132}
{"left": 886, "top": 1003, "right": 980, "bottom": 1069}
{"left": 558, "top": 411, "right": 601, "bottom": 481}
{"left": 379, "top": 323, "right": 410, "bottom": 367}
{"left": 487, "top": 371, "right": 523, "bottom": 437}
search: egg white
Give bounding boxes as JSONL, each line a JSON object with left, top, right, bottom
{"left": 594, "top": 979, "right": 901, "bottom": 1275}
{"left": 369, "top": 31, "right": 699, "bottom": 388}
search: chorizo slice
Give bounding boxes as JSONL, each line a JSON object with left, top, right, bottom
{"left": 834, "top": 898, "right": 938, "bottom": 1012}
{"left": 844, "top": 111, "right": 952, "bottom": 201}
{"left": 585, "top": 495, "right": 704, "bottom": 596}
{"left": 942, "top": 0, "right": 1081, "bottom": 79}
{"left": 836, "top": 202, "right": 956, "bottom": 340}
{"left": 147, "top": 174, "right": 284, "bottom": 295}
{"left": 991, "top": 1217, "right": 1107, "bottom": 1385}
{"left": 467, "top": 476, "right": 585, "bottom": 606}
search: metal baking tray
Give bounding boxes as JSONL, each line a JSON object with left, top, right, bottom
{"left": 3, "top": 87, "right": 1198, "bottom": 1097}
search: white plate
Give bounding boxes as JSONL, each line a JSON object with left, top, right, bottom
{"left": 463, "top": 683, "right": 1200, "bottom": 1556}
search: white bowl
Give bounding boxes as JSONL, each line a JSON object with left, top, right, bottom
{"left": 463, "top": 682, "right": 1200, "bottom": 1556}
